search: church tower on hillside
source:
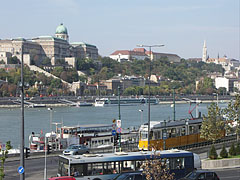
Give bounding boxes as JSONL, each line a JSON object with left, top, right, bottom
{"left": 202, "top": 40, "right": 207, "bottom": 62}
{"left": 55, "top": 23, "right": 69, "bottom": 42}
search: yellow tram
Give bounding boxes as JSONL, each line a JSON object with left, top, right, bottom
{"left": 139, "top": 118, "right": 208, "bottom": 150}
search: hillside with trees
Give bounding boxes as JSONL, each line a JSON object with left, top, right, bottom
{"left": 0, "top": 56, "right": 224, "bottom": 97}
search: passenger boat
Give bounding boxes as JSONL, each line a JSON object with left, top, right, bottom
{"left": 29, "top": 124, "right": 138, "bottom": 150}
{"left": 76, "top": 102, "right": 93, "bottom": 107}
{"left": 60, "top": 124, "right": 138, "bottom": 148}
{"left": 94, "top": 97, "right": 159, "bottom": 107}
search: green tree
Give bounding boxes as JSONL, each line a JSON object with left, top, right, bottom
{"left": 224, "top": 95, "right": 240, "bottom": 141}
{"left": 220, "top": 144, "right": 228, "bottom": 158}
{"left": 42, "top": 57, "right": 51, "bottom": 66}
{"left": 200, "top": 103, "right": 225, "bottom": 142}
{"left": 8, "top": 56, "right": 20, "bottom": 64}
{"left": 235, "top": 143, "right": 240, "bottom": 155}
{"left": 209, "top": 145, "right": 218, "bottom": 159}
{"left": 0, "top": 141, "right": 12, "bottom": 179}
{"left": 229, "top": 143, "right": 236, "bottom": 156}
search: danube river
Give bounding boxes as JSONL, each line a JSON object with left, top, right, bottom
{"left": 0, "top": 102, "right": 228, "bottom": 148}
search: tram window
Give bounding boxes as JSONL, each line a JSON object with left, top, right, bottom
{"left": 181, "top": 127, "right": 186, "bottom": 136}
{"left": 171, "top": 128, "right": 176, "bottom": 137}
{"left": 153, "top": 132, "right": 158, "bottom": 140}
{"left": 141, "top": 132, "right": 148, "bottom": 139}
{"left": 176, "top": 128, "right": 181, "bottom": 136}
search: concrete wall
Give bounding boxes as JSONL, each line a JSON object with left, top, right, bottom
{"left": 202, "top": 158, "right": 240, "bottom": 169}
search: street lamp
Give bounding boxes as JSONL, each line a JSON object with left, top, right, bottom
{"left": 136, "top": 44, "right": 164, "bottom": 150}
{"left": 44, "top": 133, "right": 47, "bottom": 180}
{"left": 20, "top": 44, "right": 25, "bottom": 180}
{"left": 48, "top": 108, "right": 53, "bottom": 132}
{"left": 139, "top": 109, "right": 143, "bottom": 125}
{"left": 213, "top": 93, "right": 219, "bottom": 106}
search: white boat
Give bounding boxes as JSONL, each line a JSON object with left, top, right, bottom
{"left": 94, "top": 97, "right": 159, "bottom": 107}
{"left": 76, "top": 102, "right": 93, "bottom": 107}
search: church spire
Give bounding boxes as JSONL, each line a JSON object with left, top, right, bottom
{"left": 202, "top": 40, "right": 207, "bottom": 62}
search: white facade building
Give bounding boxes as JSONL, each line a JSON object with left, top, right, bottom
{"left": 109, "top": 48, "right": 180, "bottom": 63}
{"left": 215, "top": 77, "right": 230, "bottom": 92}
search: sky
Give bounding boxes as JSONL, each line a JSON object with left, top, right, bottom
{"left": 0, "top": 0, "right": 239, "bottom": 59}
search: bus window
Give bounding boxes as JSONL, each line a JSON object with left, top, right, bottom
{"left": 70, "top": 164, "right": 87, "bottom": 177}
{"left": 58, "top": 157, "right": 69, "bottom": 176}
{"left": 170, "top": 158, "right": 185, "bottom": 169}
{"left": 90, "top": 163, "right": 103, "bottom": 175}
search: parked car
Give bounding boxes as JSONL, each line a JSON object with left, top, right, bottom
{"left": 48, "top": 176, "right": 76, "bottom": 180}
{"left": 63, "top": 144, "right": 89, "bottom": 155}
{"left": 180, "top": 170, "right": 220, "bottom": 180}
{"left": 113, "top": 171, "right": 146, "bottom": 180}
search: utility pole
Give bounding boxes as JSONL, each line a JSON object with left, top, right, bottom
{"left": 136, "top": 44, "right": 164, "bottom": 150}
{"left": 173, "top": 88, "right": 176, "bottom": 121}
{"left": 20, "top": 43, "right": 25, "bottom": 180}
{"left": 118, "top": 86, "right": 121, "bottom": 151}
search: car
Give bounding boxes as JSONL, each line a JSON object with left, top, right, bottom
{"left": 48, "top": 176, "right": 76, "bottom": 180}
{"left": 113, "top": 171, "right": 146, "bottom": 180}
{"left": 63, "top": 144, "right": 89, "bottom": 155}
{"left": 180, "top": 170, "right": 220, "bottom": 180}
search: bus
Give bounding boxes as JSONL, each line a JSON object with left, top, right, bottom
{"left": 57, "top": 149, "right": 201, "bottom": 180}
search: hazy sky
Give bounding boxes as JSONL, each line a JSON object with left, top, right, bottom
{"left": 0, "top": 0, "right": 239, "bottom": 59}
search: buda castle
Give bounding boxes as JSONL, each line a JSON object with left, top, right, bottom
{"left": 0, "top": 23, "right": 98, "bottom": 67}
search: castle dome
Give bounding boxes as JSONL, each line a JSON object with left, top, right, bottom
{"left": 55, "top": 23, "right": 68, "bottom": 34}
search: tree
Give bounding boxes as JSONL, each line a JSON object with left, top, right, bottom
{"left": 229, "top": 143, "right": 236, "bottom": 156}
{"left": 224, "top": 94, "right": 240, "bottom": 141}
{"left": 8, "top": 56, "right": 20, "bottom": 64}
{"left": 141, "top": 151, "right": 175, "bottom": 180}
{"left": 236, "top": 143, "right": 240, "bottom": 155}
{"left": 209, "top": 145, "right": 218, "bottom": 159}
{"left": 42, "top": 57, "right": 51, "bottom": 66}
{"left": 0, "top": 141, "right": 12, "bottom": 179}
{"left": 200, "top": 103, "right": 225, "bottom": 142}
{"left": 220, "top": 144, "right": 228, "bottom": 158}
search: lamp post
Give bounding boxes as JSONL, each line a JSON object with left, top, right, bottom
{"left": 48, "top": 108, "right": 53, "bottom": 132}
{"left": 20, "top": 44, "right": 25, "bottom": 180}
{"left": 139, "top": 109, "right": 143, "bottom": 125}
{"left": 118, "top": 86, "right": 121, "bottom": 151}
{"left": 137, "top": 44, "right": 164, "bottom": 150}
{"left": 44, "top": 134, "right": 47, "bottom": 180}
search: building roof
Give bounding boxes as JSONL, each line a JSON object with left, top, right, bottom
{"left": 110, "top": 50, "right": 146, "bottom": 56}
{"left": 55, "top": 23, "right": 68, "bottom": 34}
{"left": 71, "top": 42, "right": 96, "bottom": 48}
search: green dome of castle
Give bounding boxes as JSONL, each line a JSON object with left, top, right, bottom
{"left": 55, "top": 23, "right": 68, "bottom": 34}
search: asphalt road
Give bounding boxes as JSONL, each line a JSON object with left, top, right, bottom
{"left": 3, "top": 156, "right": 240, "bottom": 180}
{"left": 4, "top": 156, "right": 58, "bottom": 180}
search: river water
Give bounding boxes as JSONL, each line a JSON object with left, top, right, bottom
{"left": 0, "top": 103, "right": 228, "bottom": 148}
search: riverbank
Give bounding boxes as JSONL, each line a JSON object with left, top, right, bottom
{"left": 0, "top": 98, "right": 233, "bottom": 108}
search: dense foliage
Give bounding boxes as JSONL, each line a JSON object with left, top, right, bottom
{"left": 223, "top": 95, "right": 240, "bottom": 141}
{"left": 220, "top": 144, "right": 228, "bottom": 158}
{"left": 0, "top": 56, "right": 224, "bottom": 96}
{"left": 209, "top": 145, "right": 218, "bottom": 159}
{"left": 229, "top": 143, "right": 236, "bottom": 156}
{"left": 200, "top": 103, "right": 225, "bottom": 142}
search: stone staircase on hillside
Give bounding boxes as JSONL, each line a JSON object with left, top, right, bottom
{"left": 28, "top": 65, "right": 72, "bottom": 88}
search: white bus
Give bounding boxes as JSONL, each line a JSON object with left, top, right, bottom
{"left": 57, "top": 149, "right": 200, "bottom": 180}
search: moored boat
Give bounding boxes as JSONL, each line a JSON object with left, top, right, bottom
{"left": 94, "top": 97, "right": 159, "bottom": 107}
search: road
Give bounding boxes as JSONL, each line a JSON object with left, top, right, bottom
{"left": 3, "top": 156, "right": 240, "bottom": 180}
{"left": 4, "top": 156, "right": 58, "bottom": 180}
